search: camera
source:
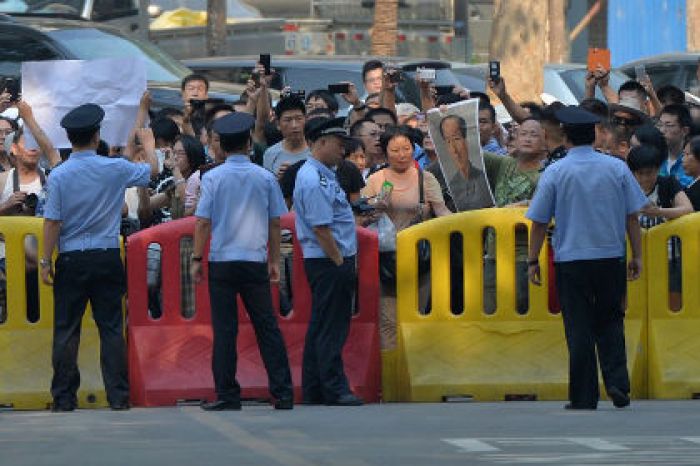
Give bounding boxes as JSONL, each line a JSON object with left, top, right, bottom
{"left": 417, "top": 68, "right": 436, "bottom": 82}
{"left": 387, "top": 69, "right": 404, "bottom": 83}
{"left": 351, "top": 198, "right": 376, "bottom": 215}
{"left": 24, "top": 193, "right": 38, "bottom": 211}
{"left": 435, "top": 85, "right": 455, "bottom": 96}
{"left": 283, "top": 89, "right": 306, "bottom": 100}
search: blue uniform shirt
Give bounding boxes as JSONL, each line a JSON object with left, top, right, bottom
{"left": 660, "top": 153, "right": 693, "bottom": 188}
{"left": 526, "top": 146, "right": 647, "bottom": 262}
{"left": 44, "top": 151, "right": 151, "bottom": 252}
{"left": 293, "top": 156, "right": 357, "bottom": 259}
{"left": 196, "top": 155, "right": 287, "bottom": 262}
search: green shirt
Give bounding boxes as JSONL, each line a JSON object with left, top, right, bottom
{"left": 483, "top": 152, "right": 540, "bottom": 207}
{"left": 483, "top": 152, "right": 541, "bottom": 259}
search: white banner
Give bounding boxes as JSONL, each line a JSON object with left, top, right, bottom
{"left": 21, "top": 58, "right": 147, "bottom": 149}
{"left": 427, "top": 99, "right": 495, "bottom": 211}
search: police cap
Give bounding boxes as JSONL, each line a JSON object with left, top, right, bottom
{"left": 555, "top": 106, "right": 601, "bottom": 126}
{"left": 212, "top": 112, "right": 255, "bottom": 136}
{"left": 60, "top": 103, "right": 105, "bottom": 132}
{"left": 305, "top": 117, "right": 351, "bottom": 142}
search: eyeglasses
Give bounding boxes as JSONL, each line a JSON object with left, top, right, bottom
{"left": 0, "top": 129, "right": 13, "bottom": 136}
{"left": 359, "top": 131, "right": 381, "bottom": 138}
{"left": 656, "top": 122, "right": 680, "bottom": 130}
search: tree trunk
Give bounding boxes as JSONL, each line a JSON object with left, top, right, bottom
{"left": 548, "top": 0, "right": 569, "bottom": 63}
{"left": 489, "top": 0, "right": 549, "bottom": 102}
{"left": 371, "top": 0, "right": 399, "bottom": 57}
{"left": 688, "top": 0, "right": 700, "bottom": 52}
{"left": 206, "top": 0, "right": 227, "bottom": 56}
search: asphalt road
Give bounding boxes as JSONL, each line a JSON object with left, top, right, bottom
{"left": 2, "top": 401, "right": 700, "bottom": 466}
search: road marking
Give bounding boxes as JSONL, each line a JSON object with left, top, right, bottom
{"left": 443, "top": 438, "right": 500, "bottom": 452}
{"left": 182, "top": 407, "right": 313, "bottom": 466}
{"left": 565, "top": 437, "right": 629, "bottom": 451}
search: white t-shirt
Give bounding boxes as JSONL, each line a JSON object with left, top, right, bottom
{"left": 0, "top": 168, "right": 44, "bottom": 261}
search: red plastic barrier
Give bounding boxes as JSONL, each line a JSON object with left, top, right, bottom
{"left": 126, "top": 213, "right": 380, "bottom": 406}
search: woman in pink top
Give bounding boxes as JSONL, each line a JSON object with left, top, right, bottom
{"left": 362, "top": 126, "right": 451, "bottom": 350}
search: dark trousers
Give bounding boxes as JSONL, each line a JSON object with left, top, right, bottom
{"left": 555, "top": 258, "right": 630, "bottom": 408}
{"left": 51, "top": 249, "right": 129, "bottom": 407}
{"left": 208, "top": 261, "right": 292, "bottom": 402}
{"left": 302, "top": 256, "right": 356, "bottom": 403}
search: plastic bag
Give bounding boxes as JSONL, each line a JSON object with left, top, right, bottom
{"left": 369, "top": 213, "right": 397, "bottom": 252}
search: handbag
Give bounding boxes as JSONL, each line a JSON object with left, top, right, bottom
{"left": 379, "top": 170, "right": 431, "bottom": 288}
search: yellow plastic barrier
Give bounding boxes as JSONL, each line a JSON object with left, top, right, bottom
{"left": 0, "top": 217, "right": 114, "bottom": 409}
{"left": 647, "top": 213, "right": 700, "bottom": 399}
{"left": 387, "top": 208, "right": 648, "bottom": 402}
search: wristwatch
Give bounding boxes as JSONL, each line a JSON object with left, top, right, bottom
{"left": 352, "top": 103, "right": 367, "bottom": 112}
{"left": 527, "top": 258, "right": 539, "bottom": 267}
{"left": 39, "top": 258, "right": 52, "bottom": 268}
{"left": 191, "top": 255, "right": 202, "bottom": 262}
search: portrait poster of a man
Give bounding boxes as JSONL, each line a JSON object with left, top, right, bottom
{"left": 428, "top": 99, "right": 495, "bottom": 211}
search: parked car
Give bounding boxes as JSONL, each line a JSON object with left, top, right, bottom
{"left": 619, "top": 53, "right": 700, "bottom": 92}
{"left": 0, "top": 14, "right": 245, "bottom": 112}
{"left": 183, "top": 55, "right": 463, "bottom": 110}
{"left": 451, "top": 62, "right": 630, "bottom": 105}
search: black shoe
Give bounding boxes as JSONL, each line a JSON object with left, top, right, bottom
{"left": 51, "top": 403, "right": 75, "bottom": 413}
{"left": 110, "top": 402, "right": 131, "bottom": 411}
{"left": 326, "top": 393, "right": 364, "bottom": 406}
{"left": 274, "top": 398, "right": 294, "bottom": 410}
{"left": 608, "top": 387, "right": 630, "bottom": 408}
{"left": 201, "top": 400, "right": 241, "bottom": 411}
{"left": 564, "top": 403, "right": 597, "bottom": 410}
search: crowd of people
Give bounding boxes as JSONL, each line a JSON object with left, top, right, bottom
{"left": 2, "top": 56, "right": 700, "bottom": 411}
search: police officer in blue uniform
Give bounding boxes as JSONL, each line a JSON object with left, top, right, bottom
{"left": 191, "top": 112, "right": 294, "bottom": 411}
{"left": 526, "top": 106, "right": 648, "bottom": 410}
{"left": 41, "top": 103, "right": 158, "bottom": 411}
{"left": 293, "top": 117, "right": 363, "bottom": 406}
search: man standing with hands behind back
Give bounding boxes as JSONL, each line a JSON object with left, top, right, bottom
{"left": 191, "top": 112, "right": 293, "bottom": 411}
{"left": 41, "top": 103, "right": 158, "bottom": 412}
{"left": 526, "top": 106, "right": 647, "bottom": 411}
{"left": 293, "top": 117, "right": 363, "bottom": 406}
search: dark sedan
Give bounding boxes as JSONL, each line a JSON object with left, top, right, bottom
{"left": 619, "top": 53, "right": 700, "bottom": 92}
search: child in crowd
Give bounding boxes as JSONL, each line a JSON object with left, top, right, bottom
{"left": 682, "top": 135, "right": 700, "bottom": 210}
{"left": 628, "top": 144, "right": 693, "bottom": 228}
{"left": 345, "top": 137, "right": 367, "bottom": 172}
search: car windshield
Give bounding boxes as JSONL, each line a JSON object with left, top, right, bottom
{"left": 559, "top": 68, "right": 629, "bottom": 102}
{"left": 46, "top": 28, "right": 191, "bottom": 82}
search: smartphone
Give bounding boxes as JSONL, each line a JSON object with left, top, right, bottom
{"left": 259, "top": 54, "right": 271, "bottom": 76}
{"left": 328, "top": 83, "right": 350, "bottom": 94}
{"left": 417, "top": 68, "right": 436, "bottom": 82}
{"left": 1, "top": 77, "right": 20, "bottom": 102}
{"left": 587, "top": 48, "right": 611, "bottom": 72}
{"left": 488, "top": 61, "right": 500, "bottom": 83}
{"left": 435, "top": 85, "right": 455, "bottom": 96}
{"left": 635, "top": 64, "right": 647, "bottom": 81}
